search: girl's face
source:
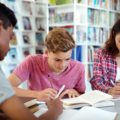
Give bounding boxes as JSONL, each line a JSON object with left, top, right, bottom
{"left": 115, "top": 33, "right": 120, "bottom": 52}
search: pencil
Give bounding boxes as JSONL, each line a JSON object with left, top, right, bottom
{"left": 48, "top": 75, "right": 53, "bottom": 89}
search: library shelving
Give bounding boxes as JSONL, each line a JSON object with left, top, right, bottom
{"left": 48, "top": 0, "right": 120, "bottom": 92}
{"left": 0, "top": 0, "right": 48, "bottom": 89}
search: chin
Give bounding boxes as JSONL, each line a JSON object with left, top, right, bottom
{"left": 0, "top": 56, "right": 4, "bottom": 61}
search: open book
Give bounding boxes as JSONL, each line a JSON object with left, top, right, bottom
{"left": 34, "top": 106, "right": 117, "bottom": 120}
{"left": 61, "top": 90, "right": 113, "bottom": 109}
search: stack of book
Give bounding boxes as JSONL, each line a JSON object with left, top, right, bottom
{"left": 18, "top": 97, "right": 40, "bottom": 113}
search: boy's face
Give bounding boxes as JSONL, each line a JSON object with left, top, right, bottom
{"left": 46, "top": 49, "right": 72, "bottom": 75}
{"left": 0, "top": 20, "right": 13, "bottom": 60}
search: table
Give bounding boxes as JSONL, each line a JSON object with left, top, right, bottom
{"left": 38, "top": 100, "right": 120, "bottom": 120}
{"left": 100, "top": 100, "right": 120, "bottom": 120}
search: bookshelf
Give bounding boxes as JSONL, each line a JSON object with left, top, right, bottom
{"left": 0, "top": 0, "right": 48, "bottom": 89}
{"left": 48, "top": 0, "right": 120, "bottom": 92}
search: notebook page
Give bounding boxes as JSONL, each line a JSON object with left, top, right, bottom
{"left": 69, "top": 106, "right": 117, "bottom": 120}
{"left": 78, "top": 90, "right": 112, "bottom": 105}
{"left": 34, "top": 108, "right": 77, "bottom": 120}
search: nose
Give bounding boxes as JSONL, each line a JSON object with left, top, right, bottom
{"left": 60, "top": 61, "right": 65, "bottom": 68}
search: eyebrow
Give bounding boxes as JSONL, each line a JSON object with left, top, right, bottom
{"left": 54, "top": 57, "right": 71, "bottom": 60}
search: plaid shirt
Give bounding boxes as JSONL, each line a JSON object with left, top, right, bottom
{"left": 90, "top": 48, "right": 117, "bottom": 93}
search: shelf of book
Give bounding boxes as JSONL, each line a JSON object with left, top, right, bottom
{"left": 0, "top": 0, "right": 48, "bottom": 87}
{"left": 48, "top": 0, "right": 120, "bottom": 92}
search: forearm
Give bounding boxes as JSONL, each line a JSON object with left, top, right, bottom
{"left": 12, "top": 86, "right": 38, "bottom": 98}
{"left": 90, "top": 76, "right": 111, "bottom": 93}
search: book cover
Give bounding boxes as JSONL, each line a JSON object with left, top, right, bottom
{"left": 10, "top": 32, "right": 17, "bottom": 45}
{"left": 22, "top": 17, "right": 31, "bottom": 30}
{"left": 23, "top": 35, "right": 30, "bottom": 44}
{"left": 22, "top": 1, "right": 32, "bottom": 15}
{"left": 36, "top": 33, "right": 44, "bottom": 45}
{"left": 36, "top": 48, "right": 43, "bottom": 54}
{"left": 7, "top": 0, "right": 18, "bottom": 13}
{"left": 8, "top": 48, "right": 18, "bottom": 61}
{"left": 8, "top": 64, "right": 17, "bottom": 74}
{"left": 35, "top": 3, "right": 44, "bottom": 15}
{"left": 36, "top": 18, "right": 44, "bottom": 31}
{"left": 23, "top": 48, "right": 30, "bottom": 58}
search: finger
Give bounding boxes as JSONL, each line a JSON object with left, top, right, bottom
{"left": 75, "top": 93, "right": 80, "bottom": 97}
{"left": 59, "top": 90, "right": 68, "bottom": 99}
{"left": 114, "top": 86, "right": 120, "bottom": 91}
{"left": 72, "top": 93, "right": 75, "bottom": 98}
{"left": 112, "top": 90, "right": 120, "bottom": 95}
{"left": 50, "top": 88, "right": 58, "bottom": 94}
{"left": 68, "top": 92, "right": 72, "bottom": 99}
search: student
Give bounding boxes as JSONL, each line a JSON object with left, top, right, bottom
{"left": 0, "top": 3, "right": 63, "bottom": 120}
{"left": 8, "top": 28, "right": 85, "bottom": 102}
{"left": 90, "top": 19, "right": 120, "bottom": 99}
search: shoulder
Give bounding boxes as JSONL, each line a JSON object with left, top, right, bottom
{"left": 69, "top": 59, "right": 84, "bottom": 70}
{"left": 94, "top": 47, "right": 111, "bottom": 59}
{"left": 24, "top": 54, "right": 47, "bottom": 62}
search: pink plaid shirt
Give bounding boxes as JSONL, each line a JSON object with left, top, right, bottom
{"left": 90, "top": 48, "right": 117, "bottom": 93}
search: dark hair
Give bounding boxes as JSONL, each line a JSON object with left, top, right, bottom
{"left": 105, "top": 19, "right": 120, "bottom": 56}
{"left": 45, "top": 28, "right": 75, "bottom": 53}
{"left": 0, "top": 3, "right": 17, "bottom": 29}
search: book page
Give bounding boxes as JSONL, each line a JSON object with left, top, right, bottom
{"left": 78, "top": 90, "right": 112, "bottom": 104}
{"left": 92, "top": 100, "right": 115, "bottom": 108}
{"left": 34, "top": 108, "right": 77, "bottom": 120}
{"left": 61, "top": 97, "right": 87, "bottom": 105}
{"left": 69, "top": 106, "right": 117, "bottom": 120}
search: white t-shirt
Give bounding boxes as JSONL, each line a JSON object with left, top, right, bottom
{"left": 116, "top": 67, "right": 120, "bottom": 81}
{"left": 0, "top": 69, "right": 15, "bottom": 104}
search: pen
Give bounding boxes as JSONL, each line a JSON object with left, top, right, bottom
{"left": 110, "top": 79, "right": 116, "bottom": 87}
{"left": 48, "top": 75, "right": 53, "bottom": 89}
{"left": 55, "top": 85, "right": 65, "bottom": 99}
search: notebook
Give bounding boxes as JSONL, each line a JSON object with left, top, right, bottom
{"left": 34, "top": 106, "right": 117, "bottom": 120}
{"left": 61, "top": 90, "right": 113, "bottom": 109}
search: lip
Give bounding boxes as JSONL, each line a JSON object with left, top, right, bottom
{"left": 58, "top": 68, "right": 65, "bottom": 70}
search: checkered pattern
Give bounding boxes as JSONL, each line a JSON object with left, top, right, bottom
{"left": 90, "top": 48, "right": 117, "bottom": 93}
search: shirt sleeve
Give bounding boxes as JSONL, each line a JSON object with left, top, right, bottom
{"left": 13, "top": 55, "right": 33, "bottom": 82}
{"left": 90, "top": 50, "right": 112, "bottom": 93}
{"left": 74, "top": 64, "right": 86, "bottom": 93}
{"left": 0, "top": 69, "right": 15, "bottom": 104}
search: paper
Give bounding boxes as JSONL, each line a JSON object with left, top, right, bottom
{"left": 69, "top": 106, "right": 117, "bottom": 120}
{"left": 78, "top": 90, "right": 112, "bottom": 105}
{"left": 37, "top": 101, "right": 45, "bottom": 104}
{"left": 108, "top": 97, "right": 120, "bottom": 101}
{"left": 34, "top": 108, "right": 77, "bottom": 120}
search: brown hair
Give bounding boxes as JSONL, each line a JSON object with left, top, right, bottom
{"left": 105, "top": 19, "right": 120, "bottom": 56}
{"left": 45, "top": 28, "right": 75, "bottom": 53}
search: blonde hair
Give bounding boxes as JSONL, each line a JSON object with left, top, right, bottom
{"left": 45, "top": 28, "right": 75, "bottom": 53}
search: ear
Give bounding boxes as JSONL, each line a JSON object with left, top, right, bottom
{"left": 0, "top": 20, "right": 3, "bottom": 31}
{"left": 45, "top": 49, "right": 49, "bottom": 57}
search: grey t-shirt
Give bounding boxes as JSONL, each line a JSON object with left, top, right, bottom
{"left": 0, "top": 69, "right": 15, "bottom": 104}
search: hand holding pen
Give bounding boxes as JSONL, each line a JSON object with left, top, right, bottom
{"left": 108, "top": 79, "right": 120, "bottom": 98}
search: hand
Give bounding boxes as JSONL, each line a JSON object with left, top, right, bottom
{"left": 37, "top": 88, "right": 57, "bottom": 102}
{"left": 46, "top": 98, "right": 63, "bottom": 116}
{"left": 59, "top": 89, "right": 80, "bottom": 99}
{"left": 108, "top": 86, "right": 120, "bottom": 98}
{"left": 116, "top": 79, "right": 120, "bottom": 86}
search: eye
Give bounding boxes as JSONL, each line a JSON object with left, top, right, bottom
{"left": 66, "top": 58, "right": 70, "bottom": 61}
{"left": 55, "top": 59, "right": 60, "bottom": 61}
